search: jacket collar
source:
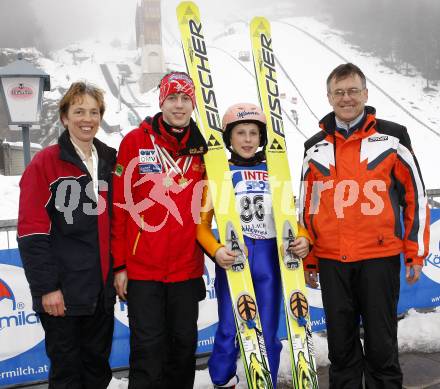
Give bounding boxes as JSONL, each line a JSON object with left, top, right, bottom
{"left": 58, "top": 130, "right": 116, "bottom": 176}
{"left": 141, "top": 112, "right": 208, "bottom": 158}
{"left": 319, "top": 106, "right": 377, "bottom": 138}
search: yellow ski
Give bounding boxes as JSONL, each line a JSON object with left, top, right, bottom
{"left": 177, "top": 3, "right": 273, "bottom": 388}
{"left": 250, "top": 16, "right": 319, "bottom": 388}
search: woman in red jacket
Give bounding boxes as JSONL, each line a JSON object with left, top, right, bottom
{"left": 18, "top": 82, "right": 116, "bottom": 388}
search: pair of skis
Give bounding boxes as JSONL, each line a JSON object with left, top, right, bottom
{"left": 176, "top": 3, "right": 318, "bottom": 388}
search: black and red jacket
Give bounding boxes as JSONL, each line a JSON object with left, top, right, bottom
{"left": 17, "top": 130, "right": 117, "bottom": 315}
{"left": 111, "top": 113, "right": 208, "bottom": 282}
{"left": 299, "top": 106, "right": 430, "bottom": 269}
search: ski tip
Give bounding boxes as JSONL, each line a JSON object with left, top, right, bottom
{"left": 177, "top": 0, "right": 196, "bottom": 8}
{"left": 176, "top": 1, "right": 198, "bottom": 19}
{"left": 250, "top": 16, "right": 270, "bottom": 31}
{"left": 250, "top": 16, "right": 268, "bottom": 24}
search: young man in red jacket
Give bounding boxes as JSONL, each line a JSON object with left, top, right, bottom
{"left": 111, "top": 72, "right": 208, "bottom": 389}
{"left": 299, "top": 63, "right": 430, "bottom": 388}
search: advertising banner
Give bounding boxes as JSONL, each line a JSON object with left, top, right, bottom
{"left": 1, "top": 209, "right": 439, "bottom": 386}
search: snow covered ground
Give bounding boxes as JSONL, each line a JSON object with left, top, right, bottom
{"left": 1, "top": 3, "right": 440, "bottom": 387}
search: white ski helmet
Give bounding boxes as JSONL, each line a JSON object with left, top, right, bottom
{"left": 221, "top": 102, "right": 268, "bottom": 149}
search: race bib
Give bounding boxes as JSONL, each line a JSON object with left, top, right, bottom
{"left": 231, "top": 166, "right": 276, "bottom": 239}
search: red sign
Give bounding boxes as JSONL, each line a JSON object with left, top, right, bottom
{"left": 8, "top": 83, "right": 34, "bottom": 100}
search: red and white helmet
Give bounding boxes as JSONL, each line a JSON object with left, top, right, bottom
{"left": 221, "top": 102, "right": 267, "bottom": 149}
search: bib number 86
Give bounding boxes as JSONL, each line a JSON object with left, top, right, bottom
{"left": 240, "top": 195, "right": 264, "bottom": 223}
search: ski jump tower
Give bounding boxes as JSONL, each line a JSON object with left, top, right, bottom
{"left": 136, "top": 0, "right": 165, "bottom": 93}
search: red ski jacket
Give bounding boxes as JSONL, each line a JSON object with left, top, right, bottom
{"left": 299, "top": 106, "right": 430, "bottom": 270}
{"left": 111, "top": 113, "right": 208, "bottom": 282}
{"left": 17, "top": 131, "right": 116, "bottom": 314}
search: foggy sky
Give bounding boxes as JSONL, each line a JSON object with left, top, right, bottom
{"left": 0, "top": 0, "right": 291, "bottom": 51}
{"left": 28, "top": 0, "right": 138, "bottom": 48}
{"left": 0, "top": 0, "right": 138, "bottom": 51}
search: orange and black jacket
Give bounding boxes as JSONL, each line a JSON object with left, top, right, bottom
{"left": 299, "top": 106, "right": 430, "bottom": 270}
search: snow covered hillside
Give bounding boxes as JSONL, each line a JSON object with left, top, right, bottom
{"left": 1, "top": 10, "right": 439, "bottom": 227}
{"left": 1, "top": 10, "right": 439, "bottom": 257}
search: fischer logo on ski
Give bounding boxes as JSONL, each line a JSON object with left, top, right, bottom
{"left": 253, "top": 23, "right": 284, "bottom": 138}
{"left": 184, "top": 9, "right": 222, "bottom": 134}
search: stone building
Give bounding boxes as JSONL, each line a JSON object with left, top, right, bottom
{"left": 136, "top": 0, "right": 165, "bottom": 93}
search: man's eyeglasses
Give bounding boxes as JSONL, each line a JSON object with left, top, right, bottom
{"left": 329, "top": 88, "right": 364, "bottom": 99}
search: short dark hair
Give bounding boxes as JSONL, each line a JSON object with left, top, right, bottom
{"left": 59, "top": 82, "right": 105, "bottom": 125}
{"left": 326, "top": 63, "right": 367, "bottom": 92}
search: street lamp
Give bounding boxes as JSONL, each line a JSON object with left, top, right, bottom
{"left": 0, "top": 54, "right": 50, "bottom": 167}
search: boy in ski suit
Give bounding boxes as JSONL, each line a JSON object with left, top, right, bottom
{"left": 197, "top": 103, "right": 310, "bottom": 388}
{"left": 112, "top": 72, "right": 208, "bottom": 389}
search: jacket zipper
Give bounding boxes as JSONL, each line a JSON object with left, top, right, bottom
{"left": 132, "top": 215, "right": 144, "bottom": 256}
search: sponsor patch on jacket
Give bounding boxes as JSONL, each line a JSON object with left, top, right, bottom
{"left": 314, "top": 142, "right": 329, "bottom": 152}
{"left": 189, "top": 146, "right": 207, "bottom": 155}
{"left": 139, "top": 163, "right": 162, "bottom": 174}
{"left": 368, "top": 136, "right": 389, "bottom": 142}
{"left": 139, "top": 149, "right": 158, "bottom": 163}
{"left": 114, "top": 164, "right": 124, "bottom": 177}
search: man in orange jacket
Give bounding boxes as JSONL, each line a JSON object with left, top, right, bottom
{"left": 299, "top": 63, "right": 430, "bottom": 388}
